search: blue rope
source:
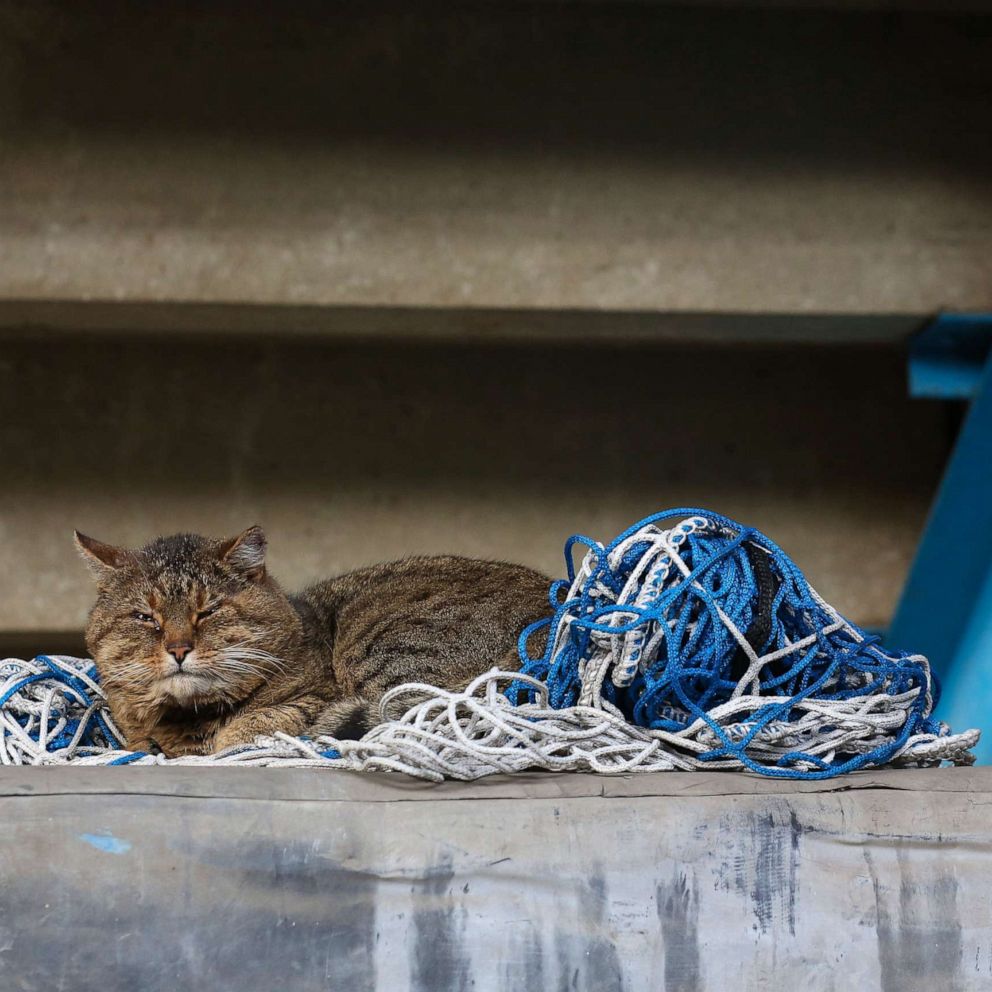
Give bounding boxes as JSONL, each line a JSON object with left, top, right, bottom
{"left": 509, "top": 508, "right": 940, "bottom": 779}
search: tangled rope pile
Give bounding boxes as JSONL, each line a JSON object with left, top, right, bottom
{"left": 0, "top": 509, "right": 978, "bottom": 779}
{"left": 506, "top": 508, "right": 978, "bottom": 777}
{"left": 0, "top": 655, "right": 127, "bottom": 765}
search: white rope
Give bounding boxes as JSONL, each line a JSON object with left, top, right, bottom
{"left": 0, "top": 660, "right": 978, "bottom": 780}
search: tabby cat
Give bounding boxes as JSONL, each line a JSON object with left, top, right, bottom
{"left": 75, "top": 526, "right": 550, "bottom": 757}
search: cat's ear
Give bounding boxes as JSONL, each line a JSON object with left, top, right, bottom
{"left": 74, "top": 531, "right": 132, "bottom": 578}
{"left": 219, "top": 525, "right": 267, "bottom": 582}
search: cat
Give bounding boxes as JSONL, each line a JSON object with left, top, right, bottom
{"left": 75, "top": 526, "right": 550, "bottom": 757}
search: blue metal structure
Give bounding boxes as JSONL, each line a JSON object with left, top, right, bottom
{"left": 889, "top": 314, "right": 992, "bottom": 763}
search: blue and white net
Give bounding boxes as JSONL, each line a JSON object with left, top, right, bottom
{"left": 0, "top": 510, "right": 978, "bottom": 779}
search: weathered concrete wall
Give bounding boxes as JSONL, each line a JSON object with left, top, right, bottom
{"left": 0, "top": 767, "right": 988, "bottom": 992}
{"left": 0, "top": 0, "right": 981, "bottom": 649}
{"left": 0, "top": 336, "right": 948, "bottom": 642}
{"left": 1, "top": 1, "right": 990, "bottom": 313}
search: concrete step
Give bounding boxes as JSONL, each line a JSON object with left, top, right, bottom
{"left": 3, "top": 1, "right": 990, "bottom": 314}
{"left": 0, "top": 335, "right": 948, "bottom": 641}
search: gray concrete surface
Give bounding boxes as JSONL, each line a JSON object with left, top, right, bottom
{"left": 1, "top": 1, "right": 990, "bottom": 313}
{"left": 0, "top": 300, "right": 929, "bottom": 345}
{"left": 0, "top": 767, "right": 988, "bottom": 991}
{"left": 0, "top": 336, "right": 949, "bottom": 641}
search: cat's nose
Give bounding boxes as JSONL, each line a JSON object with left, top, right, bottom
{"left": 166, "top": 642, "right": 194, "bottom": 666}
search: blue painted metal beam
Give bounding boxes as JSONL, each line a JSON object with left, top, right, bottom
{"left": 890, "top": 313, "right": 992, "bottom": 762}
{"left": 908, "top": 312, "right": 992, "bottom": 400}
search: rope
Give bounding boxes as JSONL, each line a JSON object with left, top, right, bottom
{"left": 505, "top": 508, "right": 979, "bottom": 777}
{"left": 0, "top": 510, "right": 979, "bottom": 779}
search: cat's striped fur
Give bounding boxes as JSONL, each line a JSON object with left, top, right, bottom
{"left": 76, "top": 526, "right": 550, "bottom": 757}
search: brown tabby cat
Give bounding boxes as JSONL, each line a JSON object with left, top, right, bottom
{"left": 75, "top": 526, "right": 550, "bottom": 757}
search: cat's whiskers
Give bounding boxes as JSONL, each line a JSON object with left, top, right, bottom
{"left": 104, "top": 658, "right": 157, "bottom": 690}
{"left": 214, "top": 643, "right": 290, "bottom": 675}
{"left": 213, "top": 661, "right": 267, "bottom": 679}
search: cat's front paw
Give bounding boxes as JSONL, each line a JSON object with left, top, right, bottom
{"left": 211, "top": 725, "right": 256, "bottom": 753}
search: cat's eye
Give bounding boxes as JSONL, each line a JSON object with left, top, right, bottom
{"left": 196, "top": 604, "right": 222, "bottom": 622}
{"left": 133, "top": 611, "right": 157, "bottom": 626}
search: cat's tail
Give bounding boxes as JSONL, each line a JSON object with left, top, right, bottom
{"left": 310, "top": 698, "right": 376, "bottom": 741}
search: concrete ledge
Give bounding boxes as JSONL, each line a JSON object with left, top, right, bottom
{"left": 0, "top": 764, "right": 986, "bottom": 800}
{"left": 1, "top": 767, "right": 988, "bottom": 991}
{"left": 0, "top": 299, "right": 927, "bottom": 345}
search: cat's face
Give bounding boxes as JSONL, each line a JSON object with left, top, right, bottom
{"left": 75, "top": 526, "right": 300, "bottom": 712}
